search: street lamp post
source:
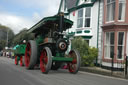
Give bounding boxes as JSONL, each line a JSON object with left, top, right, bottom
{"left": 6, "top": 29, "right": 9, "bottom": 49}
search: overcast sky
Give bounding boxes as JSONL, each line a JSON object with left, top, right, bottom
{"left": 0, "top": 0, "right": 60, "bottom": 34}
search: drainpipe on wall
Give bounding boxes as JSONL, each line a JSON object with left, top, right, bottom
{"left": 96, "top": 0, "right": 101, "bottom": 66}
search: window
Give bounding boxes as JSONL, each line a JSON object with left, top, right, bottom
{"left": 77, "top": 9, "right": 83, "bottom": 28}
{"left": 117, "top": 32, "right": 124, "bottom": 59}
{"left": 85, "top": 7, "right": 91, "bottom": 27}
{"left": 106, "top": 0, "right": 116, "bottom": 22}
{"left": 104, "top": 32, "right": 115, "bottom": 58}
{"left": 77, "top": 7, "right": 91, "bottom": 28}
{"left": 118, "top": 0, "right": 126, "bottom": 21}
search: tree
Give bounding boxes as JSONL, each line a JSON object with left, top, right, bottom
{"left": 12, "top": 28, "right": 34, "bottom": 46}
{"left": 0, "top": 40, "right": 6, "bottom": 51}
{"left": 0, "top": 24, "right": 14, "bottom": 51}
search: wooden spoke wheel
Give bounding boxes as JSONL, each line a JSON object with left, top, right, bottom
{"left": 15, "top": 56, "right": 18, "bottom": 65}
{"left": 25, "top": 43, "right": 31, "bottom": 68}
{"left": 20, "top": 56, "right": 23, "bottom": 66}
{"left": 68, "top": 50, "right": 81, "bottom": 74}
{"left": 25, "top": 40, "right": 37, "bottom": 69}
{"left": 40, "top": 47, "right": 52, "bottom": 74}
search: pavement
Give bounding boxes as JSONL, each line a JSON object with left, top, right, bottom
{"left": 80, "top": 67, "right": 128, "bottom": 79}
{"left": 0, "top": 56, "right": 128, "bottom": 85}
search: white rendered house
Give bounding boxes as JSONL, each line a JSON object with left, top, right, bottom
{"left": 58, "top": 0, "right": 99, "bottom": 48}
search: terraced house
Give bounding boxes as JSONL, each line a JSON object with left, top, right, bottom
{"left": 102, "top": 0, "right": 128, "bottom": 68}
{"left": 58, "top": 0, "right": 128, "bottom": 68}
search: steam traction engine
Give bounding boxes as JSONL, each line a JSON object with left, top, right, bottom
{"left": 25, "top": 12, "right": 81, "bottom": 74}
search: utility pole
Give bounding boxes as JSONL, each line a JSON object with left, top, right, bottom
{"left": 6, "top": 29, "right": 9, "bottom": 49}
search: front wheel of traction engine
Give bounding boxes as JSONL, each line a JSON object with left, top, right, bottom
{"left": 40, "top": 47, "right": 52, "bottom": 74}
{"left": 25, "top": 40, "right": 37, "bottom": 69}
{"left": 68, "top": 50, "right": 81, "bottom": 74}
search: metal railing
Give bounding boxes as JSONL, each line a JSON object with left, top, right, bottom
{"left": 95, "top": 58, "right": 127, "bottom": 78}
{"left": 125, "top": 56, "right": 128, "bottom": 78}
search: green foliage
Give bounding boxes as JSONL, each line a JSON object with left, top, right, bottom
{"left": 82, "top": 47, "right": 98, "bottom": 66}
{"left": 71, "top": 37, "right": 98, "bottom": 66}
{"left": 71, "top": 37, "right": 89, "bottom": 57}
{"left": 0, "top": 40, "right": 6, "bottom": 51}
{"left": 12, "top": 28, "right": 34, "bottom": 45}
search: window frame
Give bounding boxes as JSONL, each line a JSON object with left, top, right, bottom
{"left": 117, "top": 31, "right": 125, "bottom": 60}
{"left": 84, "top": 7, "right": 91, "bottom": 27}
{"left": 77, "top": 8, "right": 84, "bottom": 28}
{"left": 106, "top": 0, "right": 116, "bottom": 22}
{"left": 104, "top": 32, "right": 115, "bottom": 59}
{"left": 118, "top": 0, "right": 126, "bottom": 21}
{"left": 77, "top": 7, "right": 91, "bottom": 28}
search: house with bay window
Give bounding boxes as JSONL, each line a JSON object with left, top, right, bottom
{"left": 58, "top": 0, "right": 99, "bottom": 48}
{"left": 101, "top": 0, "right": 128, "bottom": 68}
{"left": 58, "top": 0, "right": 104, "bottom": 66}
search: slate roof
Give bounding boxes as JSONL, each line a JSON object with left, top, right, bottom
{"left": 66, "top": 0, "right": 77, "bottom": 9}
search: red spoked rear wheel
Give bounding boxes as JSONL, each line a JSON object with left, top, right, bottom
{"left": 25, "top": 43, "right": 31, "bottom": 68}
{"left": 40, "top": 47, "right": 52, "bottom": 74}
{"left": 15, "top": 56, "right": 18, "bottom": 65}
{"left": 68, "top": 50, "right": 81, "bottom": 74}
{"left": 25, "top": 40, "right": 37, "bottom": 69}
{"left": 20, "top": 57, "right": 23, "bottom": 66}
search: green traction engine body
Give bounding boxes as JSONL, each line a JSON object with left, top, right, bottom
{"left": 14, "top": 44, "right": 26, "bottom": 66}
{"left": 25, "top": 12, "right": 81, "bottom": 74}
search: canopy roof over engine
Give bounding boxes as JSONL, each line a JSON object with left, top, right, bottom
{"left": 27, "top": 15, "right": 73, "bottom": 34}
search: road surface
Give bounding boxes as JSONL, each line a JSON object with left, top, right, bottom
{"left": 0, "top": 57, "right": 128, "bottom": 85}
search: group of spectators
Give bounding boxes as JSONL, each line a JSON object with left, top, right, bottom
{"left": 0, "top": 51, "right": 14, "bottom": 58}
